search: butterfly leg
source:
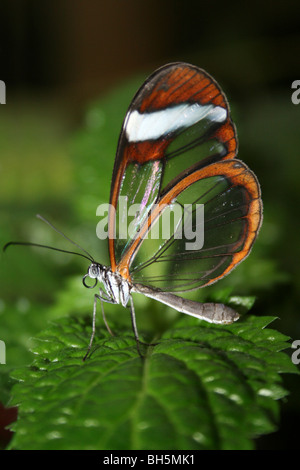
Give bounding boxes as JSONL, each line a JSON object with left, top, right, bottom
{"left": 95, "top": 285, "right": 117, "bottom": 336}
{"left": 129, "top": 296, "right": 158, "bottom": 358}
{"left": 99, "top": 296, "right": 114, "bottom": 337}
{"left": 129, "top": 296, "right": 144, "bottom": 358}
{"left": 83, "top": 293, "right": 99, "bottom": 361}
{"left": 83, "top": 292, "right": 116, "bottom": 361}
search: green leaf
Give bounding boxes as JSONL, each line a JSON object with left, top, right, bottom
{"left": 0, "top": 370, "right": 12, "bottom": 406}
{"left": 8, "top": 314, "right": 298, "bottom": 450}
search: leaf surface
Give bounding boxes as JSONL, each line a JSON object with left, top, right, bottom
{"left": 8, "top": 314, "right": 297, "bottom": 450}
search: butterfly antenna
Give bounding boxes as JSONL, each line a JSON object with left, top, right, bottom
{"left": 36, "top": 214, "right": 94, "bottom": 261}
{"left": 3, "top": 241, "right": 94, "bottom": 262}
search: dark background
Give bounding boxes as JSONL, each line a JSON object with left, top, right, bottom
{"left": 0, "top": 0, "right": 299, "bottom": 450}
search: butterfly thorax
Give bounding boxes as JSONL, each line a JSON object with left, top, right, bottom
{"left": 83, "top": 262, "right": 131, "bottom": 307}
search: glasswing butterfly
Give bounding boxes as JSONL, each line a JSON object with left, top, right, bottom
{"left": 5, "top": 62, "right": 263, "bottom": 358}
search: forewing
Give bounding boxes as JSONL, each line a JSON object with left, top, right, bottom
{"left": 108, "top": 62, "right": 237, "bottom": 270}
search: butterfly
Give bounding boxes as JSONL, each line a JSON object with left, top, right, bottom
{"left": 5, "top": 62, "right": 263, "bottom": 358}
{"left": 81, "top": 62, "right": 262, "bottom": 356}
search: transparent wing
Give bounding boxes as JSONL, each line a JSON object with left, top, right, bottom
{"left": 108, "top": 62, "right": 237, "bottom": 271}
{"left": 117, "top": 160, "right": 262, "bottom": 291}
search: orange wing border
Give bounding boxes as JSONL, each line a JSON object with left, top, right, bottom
{"left": 115, "top": 159, "right": 262, "bottom": 285}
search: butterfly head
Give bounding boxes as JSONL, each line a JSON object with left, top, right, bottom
{"left": 82, "top": 262, "right": 105, "bottom": 289}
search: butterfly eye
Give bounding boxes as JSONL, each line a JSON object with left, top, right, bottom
{"left": 89, "top": 264, "right": 100, "bottom": 278}
{"left": 82, "top": 264, "right": 100, "bottom": 289}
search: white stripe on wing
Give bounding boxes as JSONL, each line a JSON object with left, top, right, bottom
{"left": 125, "top": 103, "right": 227, "bottom": 142}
